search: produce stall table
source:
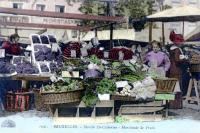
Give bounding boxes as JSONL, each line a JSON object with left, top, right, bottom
{"left": 11, "top": 74, "right": 51, "bottom": 88}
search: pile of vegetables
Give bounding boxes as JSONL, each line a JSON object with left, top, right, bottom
{"left": 116, "top": 77, "right": 156, "bottom": 100}
{"left": 42, "top": 78, "right": 83, "bottom": 92}
{"left": 96, "top": 78, "right": 116, "bottom": 94}
{"left": 89, "top": 55, "right": 101, "bottom": 65}
{"left": 82, "top": 78, "right": 116, "bottom": 107}
{"left": 82, "top": 90, "right": 99, "bottom": 107}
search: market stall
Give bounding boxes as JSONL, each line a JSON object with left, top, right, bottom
{"left": 0, "top": 7, "right": 178, "bottom": 120}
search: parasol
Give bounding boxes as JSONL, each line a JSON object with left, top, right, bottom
{"left": 146, "top": 5, "right": 200, "bottom": 44}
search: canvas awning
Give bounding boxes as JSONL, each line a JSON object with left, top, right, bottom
{"left": 147, "top": 5, "right": 200, "bottom": 22}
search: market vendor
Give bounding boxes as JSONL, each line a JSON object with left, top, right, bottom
{"left": 168, "top": 43, "right": 189, "bottom": 96}
{"left": 2, "top": 34, "right": 21, "bottom": 55}
{"left": 144, "top": 40, "right": 171, "bottom": 76}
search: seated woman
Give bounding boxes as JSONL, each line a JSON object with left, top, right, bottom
{"left": 144, "top": 40, "right": 171, "bottom": 76}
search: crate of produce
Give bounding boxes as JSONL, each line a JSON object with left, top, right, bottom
{"left": 153, "top": 78, "right": 177, "bottom": 93}
{"left": 6, "top": 91, "right": 33, "bottom": 112}
{"left": 41, "top": 89, "right": 85, "bottom": 105}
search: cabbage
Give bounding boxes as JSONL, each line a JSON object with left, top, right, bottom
{"left": 84, "top": 69, "right": 102, "bottom": 78}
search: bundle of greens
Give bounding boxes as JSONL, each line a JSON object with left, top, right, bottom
{"left": 89, "top": 55, "right": 101, "bottom": 65}
{"left": 96, "top": 78, "right": 116, "bottom": 94}
{"left": 82, "top": 91, "right": 99, "bottom": 107}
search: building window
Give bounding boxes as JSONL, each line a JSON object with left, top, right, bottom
{"left": 55, "top": 5, "right": 65, "bottom": 13}
{"left": 71, "top": 30, "right": 78, "bottom": 38}
{"left": 36, "top": 4, "right": 45, "bottom": 11}
{"left": 13, "top": 3, "right": 23, "bottom": 9}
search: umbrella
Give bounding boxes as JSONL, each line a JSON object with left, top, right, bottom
{"left": 147, "top": 5, "right": 200, "bottom": 22}
{"left": 146, "top": 5, "right": 200, "bottom": 44}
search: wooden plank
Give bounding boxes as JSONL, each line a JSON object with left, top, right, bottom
{"left": 78, "top": 101, "right": 114, "bottom": 108}
{"left": 12, "top": 75, "right": 50, "bottom": 81}
{"left": 119, "top": 107, "right": 164, "bottom": 114}
{"left": 0, "top": 7, "right": 125, "bottom": 22}
{"left": 119, "top": 101, "right": 163, "bottom": 107}
{"left": 0, "top": 21, "right": 91, "bottom": 31}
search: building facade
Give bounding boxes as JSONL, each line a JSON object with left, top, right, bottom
{"left": 0, "top": 0, "right": 82, "bottom": 41}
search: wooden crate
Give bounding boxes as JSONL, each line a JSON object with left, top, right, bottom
{"left": 49, "top": 100, "right": 114, "bottom": 118}
{"left": 118, "top": 101, "right": 164, "bottom": 116}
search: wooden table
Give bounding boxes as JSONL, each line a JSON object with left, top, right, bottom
{"left": 11, "top": 74, "right": 51, "bottom": 88}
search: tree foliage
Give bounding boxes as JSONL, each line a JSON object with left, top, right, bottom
{"left": 78, "top": 0, "right": 170, "bottom": 30}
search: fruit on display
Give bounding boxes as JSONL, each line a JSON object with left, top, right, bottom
{"left": 15, "top": 61, "right": 39, "bottom": 74}
{"left": 49, "top": 62, "right": 57, "bottom": 73}
{"left": 87, "top": 48, "right": 103, "bottom": 59}
{"left": 0, "top": 60, "right": 15, "bottom": 74}
{"left": 63, "top": 42, "right": 82, "bottom": 58}
{"left": 109, "top": 48, "right": 133, "bottom": 60}
{"left": 40, "top": 64, "right": 50, "bottom": 73}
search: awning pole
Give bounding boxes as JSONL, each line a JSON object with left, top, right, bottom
{"left": 182, "top": 21, "right": 185, "bottom": 37}
{"left": 149, "top": 22, "right": 152, "bottom": 42}
{"left": 162, "top": 22, "right": 165, "bottom": 45}
{"left": 95, "top": 28, "right": 97, "bottom": 37}
{"left": 110, "top": 23, "right": 113, "bottom": 49}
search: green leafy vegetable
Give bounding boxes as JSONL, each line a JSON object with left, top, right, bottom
{"left": 96, "top": 78, "right": 116, "bottom": 94}
{"left": 89, "top": 55, "right": 101, "bottom": 65}
{"left": 82, "top": 91, "right": 99, "bottom": 107}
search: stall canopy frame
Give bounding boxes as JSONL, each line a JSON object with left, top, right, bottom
{"left": 0, "top": 7, "right": 125, "bottom": 31}
{"left": 0, "top": 7, "right": 126, "bottom": 47}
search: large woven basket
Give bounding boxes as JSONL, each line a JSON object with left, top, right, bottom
{"left": 33, "top": 90, "right": 48, "bottom": 111}
{"left": 41, "top": 89, "right": 84, "bottom": 105}
{"left": 190, "top": 64, "right": 200, "bottom": 72}
{"left": 153, "top": 78, "right": 177, "bottom": 93}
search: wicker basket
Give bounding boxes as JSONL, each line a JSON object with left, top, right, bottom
{"left": 33, "top": 90, "right": 48, "bottom": 111}
{"left": 190, "top": 64, "right": 200, "bottom": 72}
{"left": 153, "top": 78, "right": 177, "bottom": 93}
{"left": 41, "top": 89, "right": 85, "bottom": 105}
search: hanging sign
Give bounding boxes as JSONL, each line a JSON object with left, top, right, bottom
{"left": 0, "top": 49, "right": 5, "bottom": 58}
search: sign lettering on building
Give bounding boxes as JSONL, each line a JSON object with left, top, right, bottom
{"left": 0, "top": 16, "right": 29, "bottom": 23}
{"left": 32, "top": 16, "right": 80, "bottom": 25}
